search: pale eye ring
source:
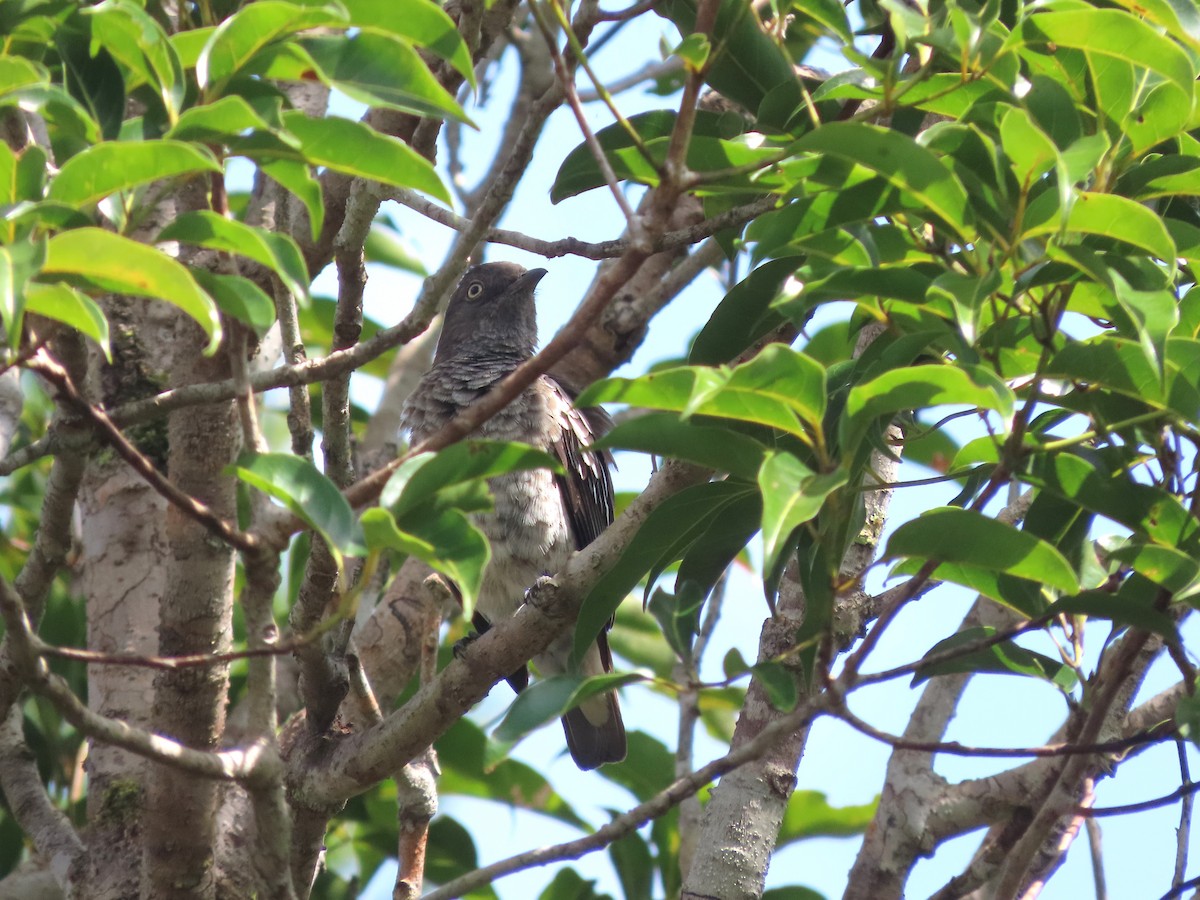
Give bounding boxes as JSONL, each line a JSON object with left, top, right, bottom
{"left": 466, "top": 281, "right": 484, "bottom": 300}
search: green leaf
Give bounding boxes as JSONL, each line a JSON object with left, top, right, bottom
{"left": 24, "top": 282, "right": 110, "bottom": 359}
{"left": 610, "top": 830, "right": 654, "bottom": 900}
{"left": 360, "top": 506, "right": 489, "bottom": 614}
{"left": 1176, "top": 692, "right": 1200, "bottom": 748}
{"left": 656, "top": 0, "right": 799, "bottom": 128}
{"left": 84, "top": 0, "right": 184, "bottom": 120}
{"left": 281, "top": 111, "right": 450, "bottom": 204}
{"left": 365, "top": 226, "right": 427, "bottom": 275}
{"left": 594, "top": 413, "right": 767, "bottom": 479}
{"left": 1046, "top": 336, "right": 1163, "bottom": 404}
{"left": 538, "top": 869, "right": 607, "bottom": 900}
{"left": 673, "top": 33, "right": 711, "bottom": 71}
{"left": 1025, "top": 192, "right": 1177, "bottom": 267}
{"left": 341, "top": 0, "right": 475, "bottom": 85}
{"left": 999, "top": 105, "right": 1059, "bottom": 187}
{"left": 43, "top": 228, "right": 221, "bottom": 353}
{"left": 792, "top": 123, "right": 971, "bottom": 239}
{"left": 1109, "top": 0, "right": 1200, "bottom": 52}
{"left": 751, "top": 660, "right": 798, "bottom": 711}
{"left": 47, "top": 140, "right": 220, "bottom": 207}
{"left": 778, "top": 790, "right": 876, "bottom": 844}
{"left": 0, "top": 239, "right": 44, "bottom": 349}
{"left": 887, "top": 507, "right": 1080, "bottom": 595}
{"left": 166, "top": 95, "right": 275, "bottom": 142}
{"left": 1049, "top": 590, "right": 1177, "bottom": 638}
{"left": 1019, "top": 10, "right": 1196, "bottom": 108}
{"left": 298, "top": 33, "right": 470, "bottom": 123}
{"left": 258, "top": 158, "right": 324, "bottom": 241}
{"left": 383, "top": 441, "right": 561, "bottom": 518}
{"left": 551, "top": 109, "right": 746, "bottom": 203}
{"left": 492, "top": 672, "right": 644, "bottom": 747}
{"left": 190, "top": 270, "right": 276, "bottom": 337}
{"left": 761, "top": 887, "right": 826, "bottom": 900}
{"left": 158, "top": 211, "right": 309, "bottom": 304}
{"left": 232, "top": 452, "right": 359, "bottom": 564}
{"left": 841, "top": 364, "right": 1014, "bottom": 457}
{"left": 0, "top": 56, "right": 49, "bottom": 94}
{"left": 758, "top": 453, "right": 845, "bottom": 587}
{"left": 197, "top": 0, "right": 347, "bottom": 93}
{"left": 690, "top": 257, "right": 800, "bottom": 366}
{"left": 913, "top": 626, "right": 1076, "bottom": 689}
{"left": 1024, "top": 452, "right": 1197, "bottom": 550}
{"left": 437, "top": 719, "right": 589, "bottom": 829}
{"left": 1107, "top": 541, "right": 1200, "bottom": 595}
{"left": 581, "top": 345, "right": 827, "bottom": 441}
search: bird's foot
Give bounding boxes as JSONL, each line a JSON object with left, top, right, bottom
{"left": 523, "top": 574, "right": 558, "bottom": 609}
{"left": 452, "top": 632, "right": 479, "bottom": 661}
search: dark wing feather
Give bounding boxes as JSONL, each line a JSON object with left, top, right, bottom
{"left": 545, "top": 376, "right": 615, "bottom": 550}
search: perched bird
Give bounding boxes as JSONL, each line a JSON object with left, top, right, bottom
{"left": 401, "top": 261, "right": 626, "bottom": 769}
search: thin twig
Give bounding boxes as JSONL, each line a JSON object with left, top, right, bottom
{"left": 390, "top": 189, "right": 773, "bottom": 260}
{"left": 832, "top": 703, "right": 1169, "bottom": 759}
{"left": 1086, "top": 816, "right": 1107, "bottom": 900}
{"left": 1176, "top": 738, "right": 1193, "bottom": 891}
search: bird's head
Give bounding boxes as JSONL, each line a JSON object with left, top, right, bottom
{"left": 434, "top": 262, "right": 548, "bottom": 364}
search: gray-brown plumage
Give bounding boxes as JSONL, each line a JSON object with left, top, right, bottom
{"left": 401, "top": 261, "right": 626, "bottom": 770}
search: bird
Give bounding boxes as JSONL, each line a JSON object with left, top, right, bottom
{"left": 400, "top": 261, "right": 627, "bottom": 770}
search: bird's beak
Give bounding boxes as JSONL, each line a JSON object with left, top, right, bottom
{"left": 518, "top": 267, "right": 549, "bottom": 292}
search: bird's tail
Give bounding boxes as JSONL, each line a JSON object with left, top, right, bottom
{"left": 561, "top": 689, "right": 626, "bottom": 770}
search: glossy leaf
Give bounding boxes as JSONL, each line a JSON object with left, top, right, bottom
{"left": 581, "top": 344, "right": 826, "bottom": 441}
{"left": 690, "top": 257, "right": 801, "bottom": 365}
{"left": 437, "top": 718, "right": 589, "bottom": 829}
{"left": 158, "top": 211, "right": 309, "bottom": 303}
{"left": 552, "top": 109, "right": 745, "bottom": 203}
{"left": 43, "top": 229, "right": 221, "bottom": 353}
{"left": 574, "top": 481, "right": 752, "bottom": 665}
{"left": 24, "top": 282, "right": 110, "bottom": 359}
{"left": 360, "top": 506, "right": 488, "bottom": 614}
{"left": 281, "top": 111, "right": 451, "bottom": 204}
{"left": 232, "top": 452, "right": 359, "bottom": 563}
{"left": 48, "top": 141, "right": 220, "bottom": 207}
{"left": 792, "top": 123, "right": 971, "bottom": 239}
{"left": 298, "top": 33, "right": 469, "bottom": 123}
{"left": 594, "top": 412, "right": 767, "bottom": 479}
{"left": 492, "top": 672, "right": 645, "bottom": 747}
{"left": 191, "top": 269, "right": 276, "bottom": 337}
{"left": 258, "top": 158, "right": 324, "bottom": 241}
{"left": 758, "top": 453, "right": 845, "bottom": 587}
{"left": 777, "top": 790, "right": 877, "bottom": 844}
{"left": 913, "top": 626, "right": 1076, "bottom": 690}
{"left": 197, "top": 0, "right": 347, "bottom": 93}
{"left": 382, "top": 441, "right": 561, "bottom": 518}
{"left": 341, "top": 0, "right": 475, "bottom": 84}
{"left": 656, "top": 0, "right": 799, "bottom": 128}
{"left": 841, "top": 365, "right": 1014, "bottom": 458}
{"left": 1025, "top": 192, "right": 1177, "bottom": 267}
{"left": 887, "top": 507, "right": 1080, "bottom": 595}
{"left": 84, "top": 0, "right": 184, "bottom": 119}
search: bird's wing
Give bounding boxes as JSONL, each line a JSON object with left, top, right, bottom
{"left": 545, "top": 376, "right": 615, "bottom": 551}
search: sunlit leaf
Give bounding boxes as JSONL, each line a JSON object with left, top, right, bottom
{"left": 44, "top": 228, "right": 221, "bottom": 353}
{"left": 48, "top": 141, "right": 220, "bottom": 207}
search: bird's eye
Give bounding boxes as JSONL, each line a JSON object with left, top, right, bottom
{"left": 466, "top": 281, "right": 484, "bottom": 300}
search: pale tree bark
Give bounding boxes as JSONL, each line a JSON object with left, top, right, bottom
{"left": 143, "top": 313, "right": 239, "bottom": 899}
{"left": 77, "top": 286, "right": 182, "bottom": 899}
